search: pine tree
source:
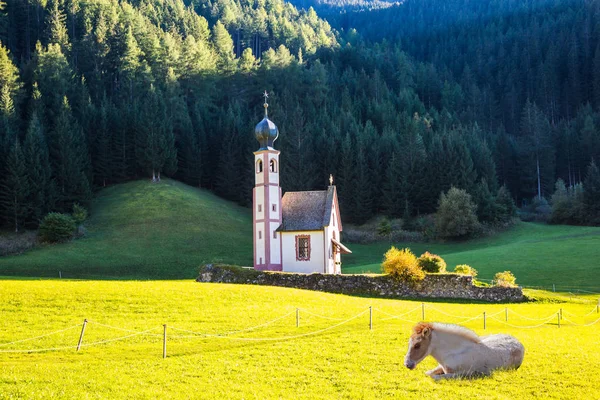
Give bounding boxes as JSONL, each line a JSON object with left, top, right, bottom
{"left": 382, "top": 152, "right": 404, "bottom": 217}
{"left": 0, "top": 139, "right": 29, "bottom": 232}
{"left": 212, "top": 20, "right": 235, "bottom": 73}
{"left": 584, "top": 160, "right": 600, "bottom": 225}
{"left": 50, "top": 97, "right": 91, "bottom": 210}
{"left": 23, "top": 110, "right": 53, "bottom": 225}
{"left": 46, "top": 0, "right": 70, "bottom": 55}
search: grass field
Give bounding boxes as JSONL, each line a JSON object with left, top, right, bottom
{"left": 343, "top": 223, "right": 600, "bottom": 290}
{"left": 0, "top": 179, "right": 253, "bottom": 278}
{"left": 0, "top": 280, "right": 599, "bottom": 399}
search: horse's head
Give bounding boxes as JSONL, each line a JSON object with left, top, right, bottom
{"left": 404, "top": 322, "right": 433, "bottom": 370}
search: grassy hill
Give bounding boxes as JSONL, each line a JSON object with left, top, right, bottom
{"left": 343, "top": 223, "right": 600, "bottom": 291}
{"left": 0, "top": 179, "right": 253, "bottom": 279}
{"left": 2, "top": 178, "right": 600, "bottom": 290}
{"left": 1, "top": 279, "right": 599, "bottom": 399}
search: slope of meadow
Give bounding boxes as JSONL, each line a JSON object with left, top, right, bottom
{"left": 0, "top": 280, "right": 598, "bottom": 399}
{"left": 343, "top": 223, "right": 600, "bottom": 291}
{"left": 0, "top": 180, "right": 253, "bottom": 279}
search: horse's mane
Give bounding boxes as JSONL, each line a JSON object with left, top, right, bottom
{"left": 431, "top": 323, "right": 481, "bottom": 343}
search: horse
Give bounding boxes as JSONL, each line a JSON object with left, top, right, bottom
{"left": 404, "top": 322, "right": 525, "bottom": 380}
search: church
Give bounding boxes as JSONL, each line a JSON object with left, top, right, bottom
{"left": 252, "top": 93, "right": 351, "bottom": 274}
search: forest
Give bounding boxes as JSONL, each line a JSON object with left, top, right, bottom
{"left": 1, "top": 0, "right": 600, "bottom": 232}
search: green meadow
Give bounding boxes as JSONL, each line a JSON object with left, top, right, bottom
{"left": 2, "top": 179, "right": 600, "bottom": 293}
{"left": 343, "top": 223, "right": 600, "bottom": 290}
{"left": 0, "top": 180, "right": 253, "bottom": 279}
{"left": 1, "top": 280, "right": 599, "bottom": 399}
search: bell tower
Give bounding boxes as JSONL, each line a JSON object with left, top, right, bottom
{"left": 253, "top": 91, "right": 282, "bottom": 271}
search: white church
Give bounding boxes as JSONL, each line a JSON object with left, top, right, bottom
{"left": 252, "top": 93, "right": 351, "bottom": 274}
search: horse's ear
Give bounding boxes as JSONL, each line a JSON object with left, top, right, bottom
{"left": 422, "top": 327, "right": 431, "bottom": 337}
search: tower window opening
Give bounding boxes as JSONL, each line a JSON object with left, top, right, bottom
{"left": 272, "top": 204, "right": 277, "bottom": 212}
{"left": 270, "top": 159, "right": 277, "bottom": 173}
{"left": 256, "top": 159, "right": 263, "bottom": 173}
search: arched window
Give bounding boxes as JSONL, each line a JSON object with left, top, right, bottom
{"left": 256, "top": 159, "right": 263, "bottom": 173}
{"left": 269, "top": 159, "right": 277, "bottom": 173}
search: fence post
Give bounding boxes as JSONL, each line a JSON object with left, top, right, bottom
{"left": 557, "top": 313, "right": 560, "bottom": 328}
{"left": 163, "top": 324, "right": 167, "bottom": 359}
{"left": 59, "top": 271, "right": 62, "bottom": 279}
{"left": 559, "top": 308, "right": 562, "bottom": 321}
{"left": 369, "top": 306, "right": 373, "bottom": 330}
{"left": 296, "top": 308, "right": 299, "bottom": 328}
{"left": 421, "top": 303, "right": 425, "bottom": 321}
{"left": 553, "top": 284, "right": 555, "bottom": 292}
{"left": 505, "top": 308, "right": 508, "bottom": 322}
{"left": 483, "top": 312, "right": 486, "bottom": 330}
{"left": 76, "top": 319, "right": 87, "bottom": 351}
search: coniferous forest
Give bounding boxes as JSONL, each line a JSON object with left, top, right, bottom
{"left": 1, "top": 0, "right": 600, "bottom": 232}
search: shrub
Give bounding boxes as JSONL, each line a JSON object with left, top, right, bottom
{"left": 417, "top": 251, "right": 447, "bottom": 273}
{"left": 381, "top": 247, "right": 425, "bottom": 283}
{"left": 493, "top": 271, "right": 517, "bottom": 288}
{"left": 435, "top": 187, "right": 479, "bottom": 239}
{"left": 39, "top": 213, "right": 76, "bottom": 243}
{"left": 454, "top": 264, "right": 478, "bottom": 277}
{"left": 72, "top": 203, "right": 88, "bottom": 225}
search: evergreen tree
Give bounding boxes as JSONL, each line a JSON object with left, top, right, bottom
{"left": 23, "top": 110, "right": 53, "bottom": 225}
{"left": 0, "top": 139, "right": 29, "bottom": 232}
{"left": 584, "top": 160, "right": 600, "bottom": 225}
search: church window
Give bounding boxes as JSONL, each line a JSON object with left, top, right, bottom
{"left": 272, "top": 204, "right": 277, "bottom": 212}
{"left": 270, "top": 159, "right": 277, "bottom": 172}
{"left": 296, "top": 235, "right": 311, "bottom": 261}
{"left": 258, "top": 231, "right": 262, "bottom": 239}
{"left": 256, "top": 159, "right": 263, "bottom": 173}
{"left": 273, "top": 231, "right": 277, "bottom": 239}
{"left": 258, "top": 205, "right": 262, "bottom": 212}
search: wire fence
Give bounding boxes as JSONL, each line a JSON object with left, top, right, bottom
{"left": 1, "top": 302, "right": 598, "bottom": 356}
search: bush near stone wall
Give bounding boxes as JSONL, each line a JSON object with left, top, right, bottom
{"left": 197, "top": 264, "right": 525, "bottom": 303}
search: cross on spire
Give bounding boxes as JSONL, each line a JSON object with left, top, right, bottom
{"left": 263, "top": 90, "right": 269, "bottom": 117}
{"left": 329, "top": 174, "right": 334, "bottom": 186}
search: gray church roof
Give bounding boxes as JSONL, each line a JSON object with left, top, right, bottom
{"left": 277, "top": 186, "right": 337, "bottom": 232}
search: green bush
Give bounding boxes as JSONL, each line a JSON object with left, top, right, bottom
{"left": 493, "top": 271, "right": 517, "bottom": 288}
{"left": 454, "top": 264, "right": 478, "bottom": 277}
{"left": 72, "top": 203, "right": 88, "bottom": 225}
{"left": 435, "top": 187, "right": 479, "bottom": 239}
{"left": 381, "top": 247, "right": 425, "bottom": 283}
{"left": 39, "top": 213, "right": 76, "bottom": 243}
{"left": 417, "top": 251, "right": 447, "bottom": 273}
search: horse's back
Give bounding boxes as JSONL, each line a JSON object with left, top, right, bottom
{"left": 481, "top": 334, "right": 525, "bottom": 369}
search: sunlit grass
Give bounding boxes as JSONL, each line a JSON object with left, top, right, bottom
{"left": 1, "top": 280, "right": 599, "bottom": 399}
{"left": 0, "top": 179, "right": 253, "bottom": 279}
{"left": 343, "top": 222, "right": 600, "bottom": 290}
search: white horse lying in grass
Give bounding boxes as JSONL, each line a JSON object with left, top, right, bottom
{"left": 404, "top": 322, "right": 524, "bottom": 380}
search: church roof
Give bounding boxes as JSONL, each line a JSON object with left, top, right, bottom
{"left": 277, "top": 186, "right": 338, "bottom": 232}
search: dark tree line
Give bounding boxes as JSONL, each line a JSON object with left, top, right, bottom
{"left": 1, "top": 0, "right": 600, "bottom": 232}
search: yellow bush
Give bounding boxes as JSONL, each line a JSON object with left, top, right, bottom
{"left": 454, "top": 264, "right": 478, "bottom": 277}
{"left": 493, "top": 270, "right": 517, "bottom": 287}
{"left": 381, "top": 247, "right": 425, "bottom": 283}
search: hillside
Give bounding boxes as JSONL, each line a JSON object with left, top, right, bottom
{"left": 0, "top": 179, "right": 253, "bottom": 278}
{"left": 344, "top": 222, "right": 600, "bottom": 290}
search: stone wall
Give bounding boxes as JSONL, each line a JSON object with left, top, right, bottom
{"left": 197, "top": 264, "right": 525, "bottom": 303}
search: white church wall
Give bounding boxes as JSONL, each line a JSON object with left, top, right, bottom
{"left": 255, "top": 154, "right": 265, "bottom": 186}
{"left": 254, "top": 188, "right": 264, "bottom": 221}
{"left": 281, "top": 231, "right": 324, "bottom": 274}
{"left": 271, "top": 231, "right": 281, "bottom": 264}
{"left": 255, "top": 222, "right": 265, "bottom": 265}
{"left": 268, "top": 153, "right": 279, "bottom": 185}
{"left": 268, "top": 185, "right": 280, "bottom": 220}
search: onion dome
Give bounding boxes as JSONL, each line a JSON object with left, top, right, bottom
{"left": 255, "top": 92, "right": 279, "bottom": 150}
